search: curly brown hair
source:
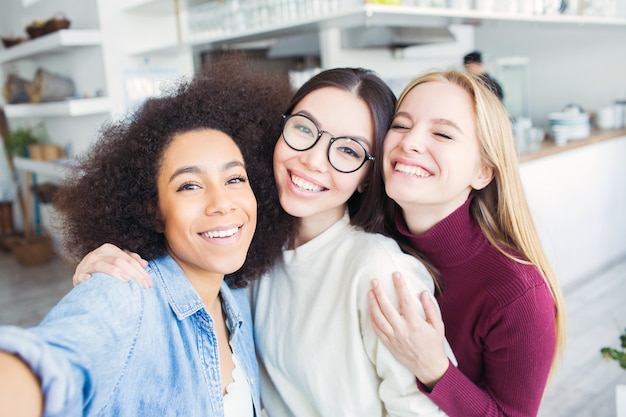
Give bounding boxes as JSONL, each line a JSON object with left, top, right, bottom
{"left": 54, "top": 53, "right": 296, "bottom": 288}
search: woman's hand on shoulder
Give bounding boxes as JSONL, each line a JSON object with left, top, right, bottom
{"left": 368, "top": 272, "right": 449, "bottom": 389}
{"left": 73, "top": 243, "right": 152, "bottom": 289}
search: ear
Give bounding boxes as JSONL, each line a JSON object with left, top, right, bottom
{"left": 357, "top": 181, "right": 368, "bottom": 194}
{"left": 471, "top": 163, "right": 494, "bottom": 191}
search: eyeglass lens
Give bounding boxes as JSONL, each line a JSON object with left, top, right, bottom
{"left": 283, "top": 114, "right": 371, "bottom": 173}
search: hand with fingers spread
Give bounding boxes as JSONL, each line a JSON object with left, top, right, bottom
{"left": 73, "top": 243, "right": 151, "bottom": 288}
{"left": 369, "top": 272, "right": 450, "bottom": 390}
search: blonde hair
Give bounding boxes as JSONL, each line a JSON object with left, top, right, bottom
{"left": 397, "top": 70, "right": 565, "bottom": 372}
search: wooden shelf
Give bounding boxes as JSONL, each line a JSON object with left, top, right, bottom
{"left": 4, "top": 97, "right": 111, "bottom": 118}
{"left": 0, "top": 29, "right": 102, "bottom": 64}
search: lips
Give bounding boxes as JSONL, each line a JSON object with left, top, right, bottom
{"left": 394, "top": 161, "right": 431, "bottom": 178}
{"left": 201, "top": 226, "right": 240, "bottom": 239}
{"left": 290, "top": 172, "right": 325, "bottom": 192}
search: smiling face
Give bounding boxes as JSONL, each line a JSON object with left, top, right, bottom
{"left": 157, "top": 129, "right": 257, "bottom": 282}
{"left": 273, "top": 87, "right": 374, "bottom": 243}
{"left": 383, "top": 80, "right": 493, "bottom": 234}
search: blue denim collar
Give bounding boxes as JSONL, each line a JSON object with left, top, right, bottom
{"left": 148, "top": 255, "right": 243, "bottom": 331}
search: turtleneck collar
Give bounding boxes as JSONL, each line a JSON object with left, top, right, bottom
{"left": 394, "top": 197, "right": 484, "bottom": 267}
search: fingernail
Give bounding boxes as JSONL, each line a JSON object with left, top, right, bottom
{"left": 141, "top": 279, "right": 153, "bottom": 289}
{"left": 120, "top": 272, "right": 132, "bottom": 282}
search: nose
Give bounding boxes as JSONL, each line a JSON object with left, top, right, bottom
{"left": 399, "top": 129, "right": 426, "bottom": 154}
{"left": 299, "top": 132, "right": 330, "bottom": 172}
{"left": 205, "top": 185, "right": 235, "bottom": 216}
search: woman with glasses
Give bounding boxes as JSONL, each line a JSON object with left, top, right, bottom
{"left": 69, "top": 67, "right": 452, "bottom": 416}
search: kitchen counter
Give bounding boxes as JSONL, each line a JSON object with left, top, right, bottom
{"left": 520, "top": 127, "right": 626, "bottom": 163}
{"left": 518, "top": 128, "right": 626, "bottom": 289}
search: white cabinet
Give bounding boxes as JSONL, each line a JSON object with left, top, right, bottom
{"left": 132, "top": 2, "right": 626, "bottom": 56}
{"left": 0, "top": 29, "right": 111, "bottom": 120}
{"left": 0, "top": 27, "right": 112, "bottom": 185}
{"left": 0, "top": 0, "right": 113, "bottom": 236}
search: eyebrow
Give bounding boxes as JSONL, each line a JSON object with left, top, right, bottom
{"left": 168, "top": 160, "right": 245, "bottom": 183}
{"left": 394, "top": 111, "right": 464, "bottom": 135}
{"left": 295, "top": 109, "right": 373, "bottom": 148}
{"left": 432, "top": 118, "right": 464, "bottom": 134}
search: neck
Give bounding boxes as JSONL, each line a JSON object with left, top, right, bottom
{"left": 166, "top": 247, "right": 224, "bottom": 308}
{"left": 401, "top": 197, "right": 470, "bottom": 236}
{"left": 190, "top": 275, "right": 224, "bottom": 310}
{"left": 291, "top": 209, "right": 344, "bottom": 249}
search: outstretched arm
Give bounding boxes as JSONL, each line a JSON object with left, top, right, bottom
{"left": 73, "top": 243, "right": 151, "bottom": 288}
{"left": 0, "top": 352, "right": 43, "bottom": 417}
{"left": 368, "top": 271, "right": 450, "bottom": 389}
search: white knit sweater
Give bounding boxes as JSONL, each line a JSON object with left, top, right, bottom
{"left": 249, "top": 214, "right": 451, "bottom": 417}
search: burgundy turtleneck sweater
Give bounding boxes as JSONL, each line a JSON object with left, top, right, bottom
{"left": 396, "top": 198, "right": 556, "bottom": 417}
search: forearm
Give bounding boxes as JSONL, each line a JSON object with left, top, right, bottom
{"left": 0, "top": 351, "right": 43, "bottom": 417}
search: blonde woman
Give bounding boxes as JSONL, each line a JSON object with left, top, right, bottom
{"left": 369, "top": 69, "right": 565, "bottom": 417}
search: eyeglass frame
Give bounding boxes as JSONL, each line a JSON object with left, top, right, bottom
{"left": 281, "top": 113, "right": 375, "bottom": 174}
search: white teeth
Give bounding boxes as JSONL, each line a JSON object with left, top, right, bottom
{"left": 204, "top": 227, "right": 239, "bottom": 239}
{"left": 395, "top": 162, "right": 430, "bottom": 178}
{"left": 291, "top": 174, "right": 323, "bottom": 192}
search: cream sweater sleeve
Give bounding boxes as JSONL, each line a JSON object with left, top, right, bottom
{"left": 356, "top": 235, "right": 451, "bottom": 417}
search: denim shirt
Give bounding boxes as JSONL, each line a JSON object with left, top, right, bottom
{"left": 0, "top": 254, "right": 260, "bottom": 417}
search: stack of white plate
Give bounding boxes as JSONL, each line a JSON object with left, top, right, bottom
{"left": 548, "top": 112, "right": 590, "bottom": 145}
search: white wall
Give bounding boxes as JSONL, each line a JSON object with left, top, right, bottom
{"left": 475, "top": 23, "right": 626, "bottom": 129}
{"left": 520, "top": 136, "right": 626, "bottom": 289}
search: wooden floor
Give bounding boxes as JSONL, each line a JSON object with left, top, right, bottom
{"left": 0, "top": 250, "right": 625, "bottom": 416}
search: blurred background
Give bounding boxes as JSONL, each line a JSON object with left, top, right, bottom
{"left": 1, "top": 1, "right": 625, "bottom": 416}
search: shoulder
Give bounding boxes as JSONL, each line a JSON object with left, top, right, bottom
{"left": 43, "top": 272, "right": 146, "bottom": 325}
{"left": 475, "top": 249, "right": 554, "bottom": 314}
{"left": 484, "top": 248, "right": 547, "bottom": 288}
{"left": 344, "top": 228, "right": 403, "bottom": 254}
{"left": 343, "top": 229, "right": 433, "bottom": 293}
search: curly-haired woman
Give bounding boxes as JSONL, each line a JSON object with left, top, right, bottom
{"left": 0, "top": 55, "right": 293, "bottom": 417}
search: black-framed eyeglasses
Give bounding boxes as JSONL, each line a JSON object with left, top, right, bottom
{"left": 281, "top": 114, "right": 374, "bottom": 174}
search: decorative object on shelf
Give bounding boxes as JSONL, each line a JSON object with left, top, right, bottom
{"left": 2, "top": 124, "right": 47, "bottom": 158}
{"left": 25, "top": 18, "right": 47, "bottom": 39}
{"left": 27, "top": 143, "right": 64, "bottom": 161}
{"left": 42, "top": 12, "right": 71, "bottom": 36}
{"left": 548, "top": 104, "right": 591, "bottom": 146}
{"left": 1, "top": 36, "right": 27, "bottom": 48}
{"left": 27, "top": 67, "right": 76, "bottom": 103}
{"left": 25, "top": 13, "right": 71, "bottom": 40}
{"left": 3, "top": 74, "right": 32, "bottom": 104}
{"left": 3, "top": 68, "right": 76, "bottom": 104}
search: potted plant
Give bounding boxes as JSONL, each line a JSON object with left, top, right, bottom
{"left": 601, "top": 328, "right": 626, "bottom": 417}
{"left": 3, "top": 124, "right": 46, "bottom": 158}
